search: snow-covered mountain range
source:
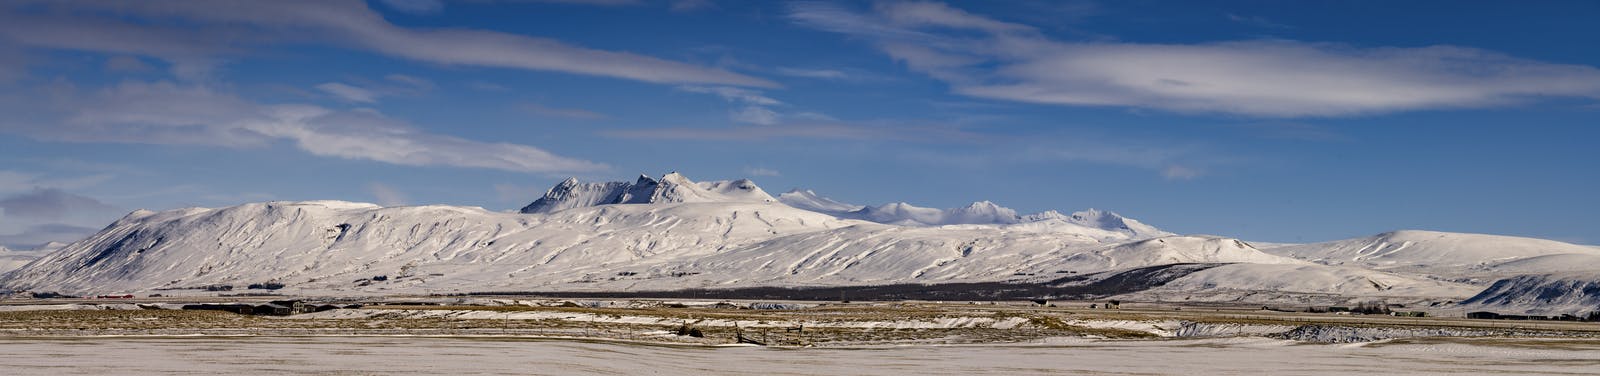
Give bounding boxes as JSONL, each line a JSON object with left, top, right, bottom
{"left": 0, "top": 242, "right": 65, "bottom": 276}
{"left": 2, "top": 173, "right": 1596, "bottom": 315}
{"left": 520, "top": 172, "right": 775, "bottom": 214}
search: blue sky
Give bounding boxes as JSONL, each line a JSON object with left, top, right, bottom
{"left": 1, "top": 0, "right": 1598, "bottom": 248}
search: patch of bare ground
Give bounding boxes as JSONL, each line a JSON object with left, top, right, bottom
{"left": 3, "top": 300, "right": 1596, "bottom": 346}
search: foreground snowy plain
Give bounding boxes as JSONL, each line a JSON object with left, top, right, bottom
{"left": 2, "top": 336, "right": 1597, "bottom": 375}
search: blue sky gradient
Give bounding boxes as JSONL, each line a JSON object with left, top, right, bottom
{"left": 1, "top": 0, "right": 1597, "bottom": 248}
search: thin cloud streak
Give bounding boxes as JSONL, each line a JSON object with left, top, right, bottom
{"left": 788, "top": 1, "right": 1600, "bottom": 117}
{"left": 776, "top": 67, "right": 849, "bottom": 79}
{"left": 316, "top": 82, "right": 379, "bottom": 103}
{"left": 2, "top": 80, "right": 608, "bottom": 174}
{"left": 519, "top": 103, "right": 608, "bottom": 120}
{"left": 366, "top": 182, "right": 408, "bottom": 207}
{"left": 0, "top": 0, "right": 774, "bottom": 87}
{"left": 603, "top": 121, "right": 980, "bottom": 142}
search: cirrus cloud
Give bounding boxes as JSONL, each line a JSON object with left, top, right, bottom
{"left": 2, "top": 80, "right": 607, "bottom": 174}
{"left": 788, "top": 1, "right": 1600, "bottom": 117}
{"left": 0, "top": 0, "right": 773, "bottom": 87}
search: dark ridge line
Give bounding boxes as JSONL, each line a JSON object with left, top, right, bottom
{"left": 459, "top": 263, "right": 1228, "bottom": 301}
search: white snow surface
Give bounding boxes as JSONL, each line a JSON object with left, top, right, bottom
{"left": 0, "top": 195, "right": 1303, "bottom": 296}
{"left": 520, "top": 172, "right": 774, "bottom": 214}
{"left": 1134, "top": 263, "right": 1479, "bottom": 301}
{"left": 1260, "top": 230, "right": 1600, "bottom": 280}
{"left": 776, "top": 188, "right": 1170, "bottom": 240}
{"left": 0, "top": 245, "right": 49, "bottom": 275}
{"left": 1458, "top": 272, "right": 1600, "bottom": 315}
{"left": 776, "top": 189, "right": 863, "bottom": 213}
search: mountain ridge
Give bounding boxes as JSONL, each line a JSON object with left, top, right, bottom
{"left": 2, "top": 172, "right": 1596, "bottom": 315}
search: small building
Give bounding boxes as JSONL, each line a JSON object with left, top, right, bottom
{"left": 269, "top": 300, "right": 319, "bottom": 315}
{"left": 182, "top": 300, "right": 324, "bottom": 316}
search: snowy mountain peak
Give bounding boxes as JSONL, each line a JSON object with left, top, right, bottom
{"left": 519, "top": 172, "right": 776, "bottom": 214}
{"left": 850, "top": 200, "right": 1022, "bottom": 226}
{"left": 34, "top": 241, "right": 69, "bottom": 252}
{"left": 1069, "top": 208, "right": 1122, "bottom": 228}
{"left": 1026, "top": 208, "right": 1172, "bottom": 238}
{"left": 777, "top": 189, "right": 865, "bottom": 214}
{"left": 963, "top": 200, "right": 1001, "bottom": 209}
{"left": 945, "top": 201, "right": 1021, "bottom": 224}
{"left": 660, "top": 171, "right": 691, "bottom": 184}
{"left": 774, "top": 188, "right": 1169, "bottom": 239}
{"left": 1021, "top": 210, "right": 1068, "bottom": 221}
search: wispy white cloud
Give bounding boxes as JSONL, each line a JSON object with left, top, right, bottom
{"left": 0, "top": 0, "right": 773, "bottom": 87}
{"left": 519, "top": 102, "right": 608, "bottom": 119}
{"left": 315, "top": 75, "right": 434, "bottom": 104}
{"left": 677, "top": 85, "right": 792, "bottom": 125}
{"left": 0, "top": 8, "right": 235, "bottom": 80}
{"left": 873, "top": 1, "right": 1034, "bottom": 34}
{"left": 603, "top": 120, "right": 976, "bottom": 142}
{"left": 789, "top": 2, "right": 1600, "bottom": 117}
{"left": 378, "top": 0, "right": 444, "bottom": 14}
{"left": 787, "top": 1, "right": 935, "bottom": 40}
{"left": 0, "top": 170, "right": 114, "bottom": 196}
{"left": 743, "top": 167, "right": 781, "bottom": 177}
{"left": 730, "top": 106, "right": 781, "bottom": 125}
{"left": 316, "top": 82, "right": 379, "bottom": 103}
{"left": 0, "top": 223, "right": 102, "bottom": 249}
{"left": 103, "top": 55, "right": 154, "bottom": 73}
{"left": 0, "top": 187, "right": 125, "bottom": 249}
{"left": 676, "top": 85, "right": 781, "bottom": 105}
{"left": 1161, "top": 165, "right": 1202, "bottom": 180}
{"left": 2, "top": 80, "right": 607, "bottom": 174}
{"left": 776, "top": 67, "right": 849, "bottom": 80}
{"left": 384, "top": 74, "right": 434, "bottom": 91}
{"left": 0, "top": 188, "right": 120, "bottom": 221}
{"left": 365, "top": 182, "right": 408, "bottom": 206}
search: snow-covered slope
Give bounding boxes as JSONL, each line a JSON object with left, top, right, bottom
{"left": 1247, "top": 230, "right": 1600, "bottom": 311}
{"left": 852, "top": 201, "right": 1021, "bottom": 226}
{"left": 0, "top": 245, "right": 50, "bottom": 275}
{"left": 0, "top": 195, "right": 1291, "bottom": 296}
{"left": 776, "top": 189, "right": 863, "bottom": 213}
{"left": 0, "top": 173, "right": 1292, "bottom": 297}
{"left": 521, "top": 172, "right": 774, "bottom": 214}
{"left": 776, "top": 189, "right": 1171, "bottom": 240}
{"left": 1260, "top": 230, "right": 1600, "bottom": 280}
{"left": 1, "top": 172, "right": 1587, "bottom": 311}
{"left": 642, "top": 233, "right": 1301, "bottom": 289}
{"left": 1457, "top": 272, "right": 1600, "bottom": 316}
{"left": 0, "top": 199, "right": 856, "bottom": 294}
{"left": 1125, "top": 263, "right": 1480, "bottom": 305}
